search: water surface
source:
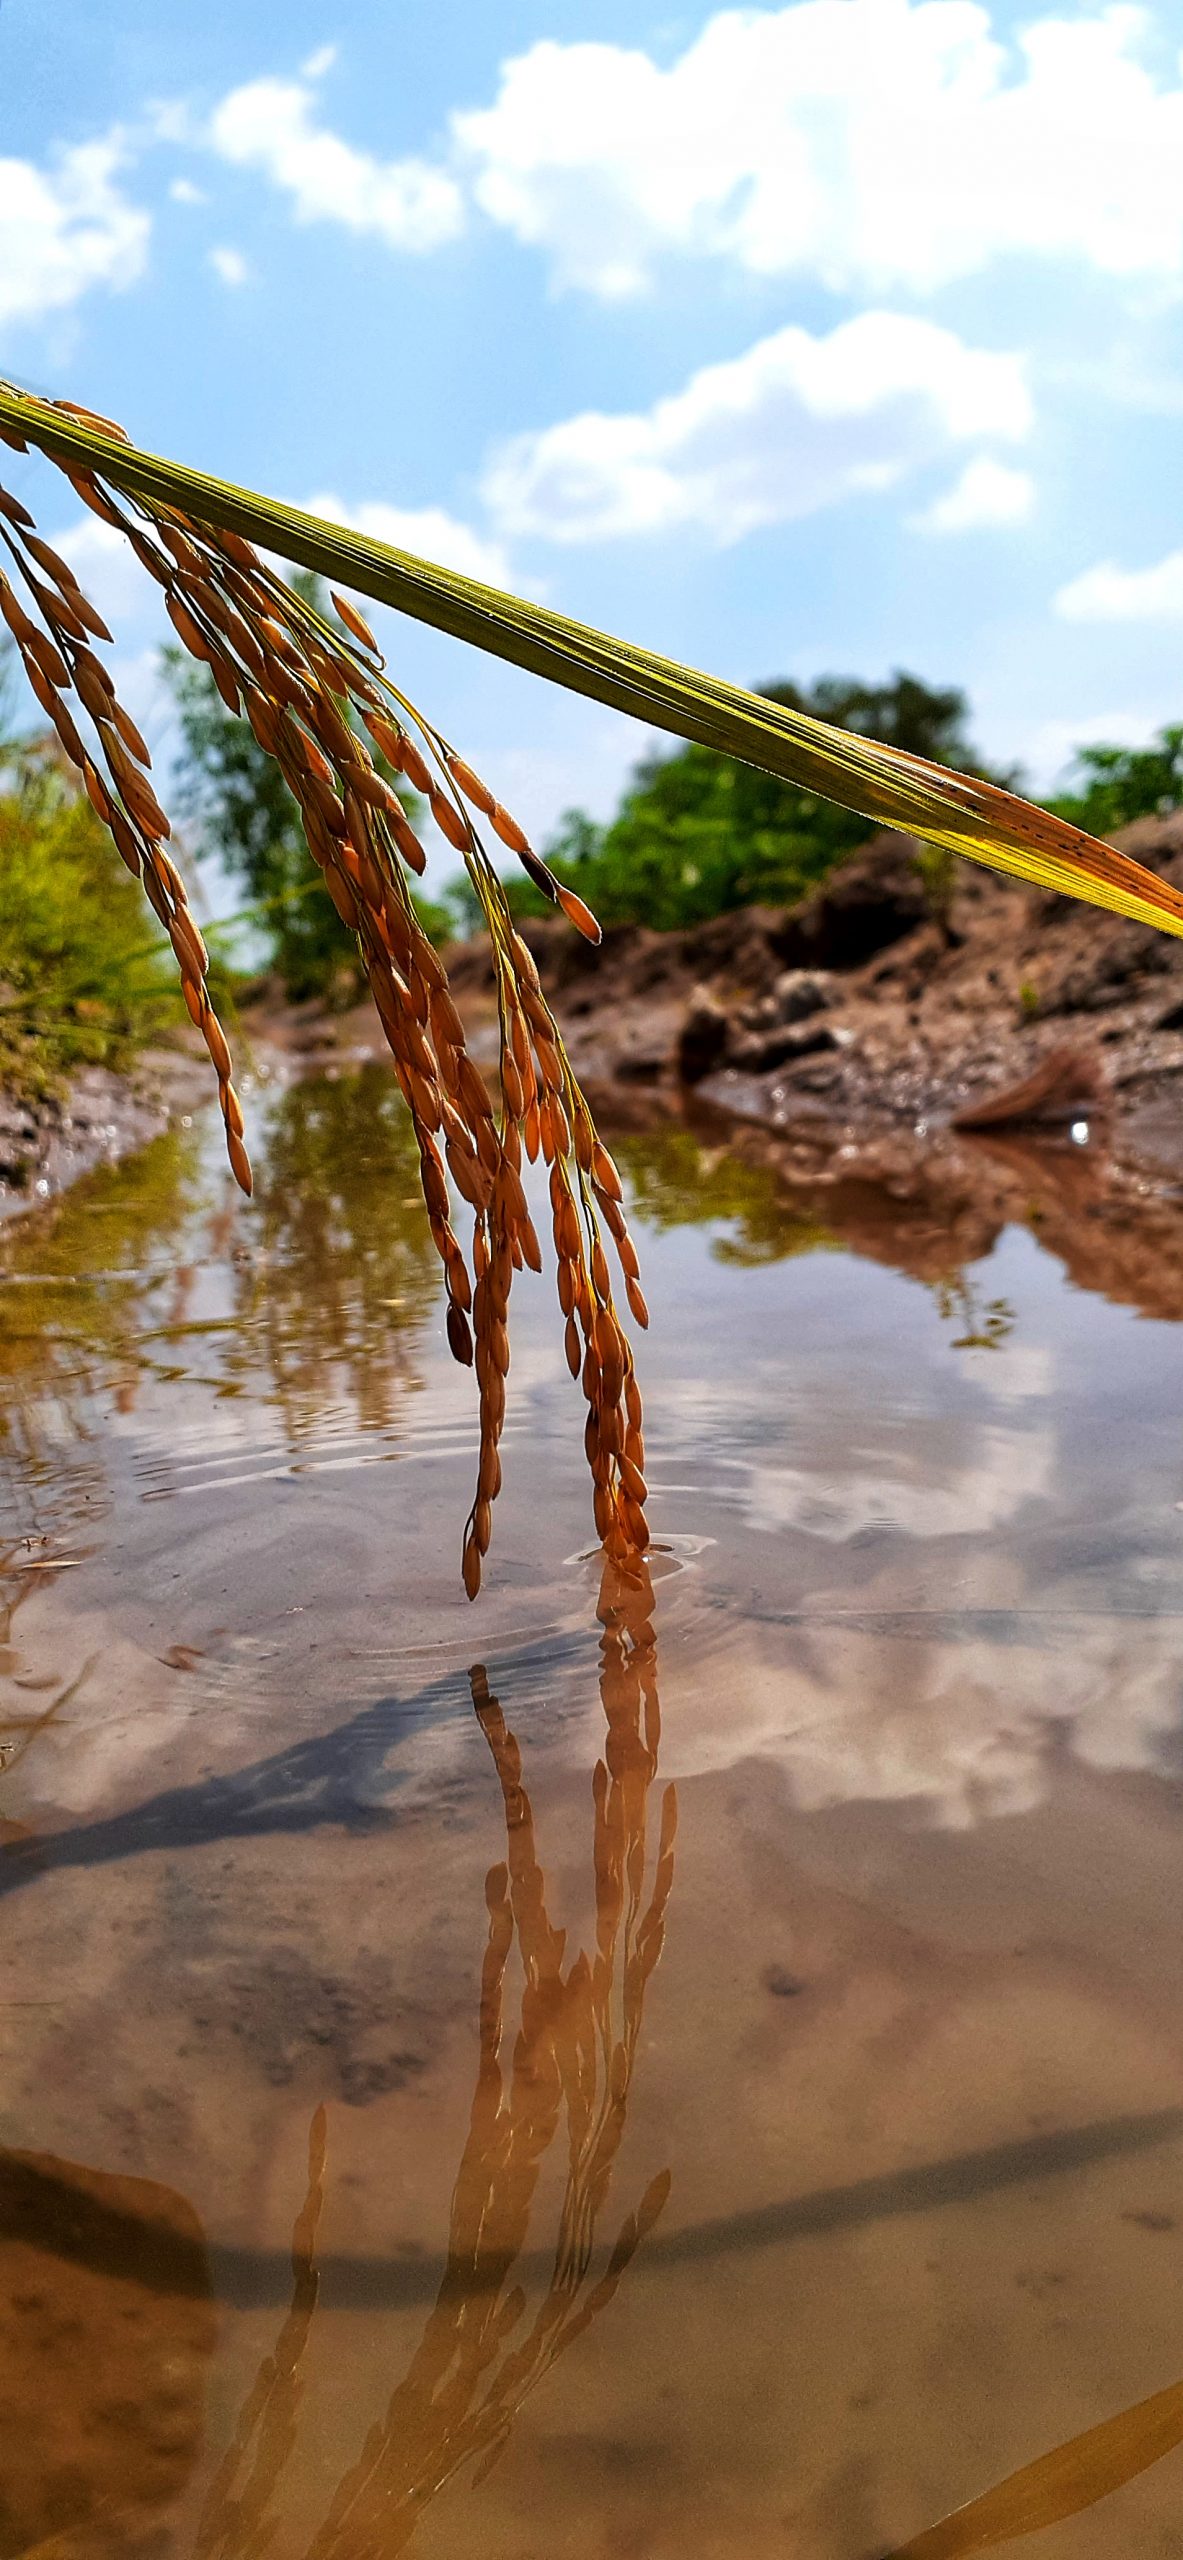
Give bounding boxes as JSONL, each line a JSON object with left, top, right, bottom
{"left": 5, "top": 1063, "right": 1183, "bottom": 2558}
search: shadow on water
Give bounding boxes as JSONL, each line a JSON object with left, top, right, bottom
{"left": 3, "top": 1589, "right": 1183, "bottom": 2560}
{"left": 0, "top": 1664, "right": 486, "bottom": 1891}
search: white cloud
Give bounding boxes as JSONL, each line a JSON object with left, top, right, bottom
{"left": 1055, "top": 547, "right": 1183, "bottom": 621}
{"left": 0, "top": 135, "right": 149, "bottom": 333}
{"left": 1017, "top": 708, "right": 1158, "bottom": 787}
{"left": 304, "top": 491, "right": 514, "bottom": 591}
{"left": 912, "top": 452, "right": 1035, "bottom": 533}
{"left": 169, "top": 176, "right": 206, "bottom": 206}
{"left": 452, "top": 2, "right": 1183, "bottom": 297}
{"left": 209, "top": 244, "right": 250, "bottom": 287}
{"left": 482, "top": 312, "right": 1030, "bottom": 546}
{"left": 208, "top": 74, "right": 464, "bottom": 253}
{"left": 300, "top": 44, "right": 339, "bottom": 80}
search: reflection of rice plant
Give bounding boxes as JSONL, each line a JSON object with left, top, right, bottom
{"left": 932, "top": 1275, "right": 1016, "bottom": 1350}
{"left": 196, "top": 1559, "right": 675, "bottom": 2559}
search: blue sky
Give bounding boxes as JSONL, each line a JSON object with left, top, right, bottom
{"left": 4, "top": 0, "right": 1183, "bottom": 884}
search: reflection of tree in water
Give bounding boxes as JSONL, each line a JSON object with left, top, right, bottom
{"left": 224, "top": 1068, "right": 441, "bottom": 1442}
{"left": 614, "top": 1127, "right": 836, "bottom": 1266}
{"left": 199, "top": 1558, "right": 676, "bottom": 2560}
{"left": 0, "top": 1068, "right": 452, "bottom": 1548}
{"left": 930, "top": 1275, "right": 1016, "bottom": 1352}
{"left": 0, "top": 1119, "right": 204, "bottom": 1546}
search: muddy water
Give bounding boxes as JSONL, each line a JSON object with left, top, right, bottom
{"left": 5, "top": 1064, "right": 1183, "bottom": 2559}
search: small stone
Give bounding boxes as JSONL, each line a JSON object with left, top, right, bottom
{"left": 677, "top": 987, "right": 730, "bottom": 1084}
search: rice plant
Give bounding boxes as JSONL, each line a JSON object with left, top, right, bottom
{"left": 3, "top": 375, "right": 1183, "bottom": 1590}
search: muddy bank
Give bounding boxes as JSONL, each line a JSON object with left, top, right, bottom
{"left": 443, "top": 810, "right": 1183, "bottom": 1161}
{"left": 18, "top": 807, "right": 1183, "bottom": 1233}
{"left": 0, "top": 1045, "right": 211, "bottom": 1221}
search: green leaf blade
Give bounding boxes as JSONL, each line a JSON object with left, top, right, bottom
{"left": 4, "top": 379, "right": 1181, "bottom": 941}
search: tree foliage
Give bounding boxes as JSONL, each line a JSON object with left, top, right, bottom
{"left": 0, "top": 675, "right": 179, "bottom": 1101}
{"left": 488, "top": 671, "right": 995, "bottom": 935}
{"left": 164, "top": 570, "right": 433, "bottom": 997}
{"left": 164, "top": 570, "right": 353, "bottom": 999}
{"left": 1049, "top": 725, "right": 1183, "bottom": 839}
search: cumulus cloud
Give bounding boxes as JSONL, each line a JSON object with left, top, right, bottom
{"left": 208, "top": 72, "right": 464, "bottom": 253}
{"left": 452, "top": 1, "right": 1183, "bottom": 297}
{"left": 0, "top": 135, "right": 149, "bottom": 333}
{"left": 209, "top": 245, "right": 250, "bottom": 287}
{"left": 1055, "top": 548, "right": 1183, "bottom": 621}
{"left": 304, "top": 491, "right": 514, "bottom": 591}
{"left": 911, "top": 452, "right": 1035, "bottom": 533}
{"left": 482, "top": 312, "right": 1031, "bottom": 546}
{"left": 300, "top": 44, "right": 339, "bottom": 81}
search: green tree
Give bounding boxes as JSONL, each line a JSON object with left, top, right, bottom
{"left": 1050, "top": 725, "right": 1183, "bottom": 838}
{"left": 164, "top": 570, "right": 429, "bottom": 999}
{"left": 0, "top": 692, "right": 179, "bottom": 1101}
{"left": 484, "top": 671, "right": 995, "bottom": 935}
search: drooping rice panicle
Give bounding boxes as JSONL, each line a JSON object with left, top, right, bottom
{"left": 0, "top": 394, "right": 649, "bottom": 1591}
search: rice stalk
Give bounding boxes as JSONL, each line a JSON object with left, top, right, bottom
{"left": 8, "top": 377, "right": 1183, "bottom": 1588}
{"left": 0, "top": 391, "right": 649, "bottom": 1591}
{"left": 5, "top": 377, "right": 1183, "bottom": 934}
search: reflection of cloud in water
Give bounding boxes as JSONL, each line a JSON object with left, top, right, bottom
{"left": 662, "top": 1609, "right": 1183, "bottom": 1831}
{"left": 651, "top": 1368, "right": 1054, "bottom": 1544}
{"left": 740, "top": 1416, "right": 1052, "bottom": 1542}
{"left": 962, "top": 1340, "right": 1054, "bottom": 1405}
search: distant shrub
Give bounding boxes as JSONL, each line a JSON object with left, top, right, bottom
{"left": 0, "top": 739, "right": 180, "bottom": 1100}
{"left": 1049, "top": 725, "right": 1183, "bottom": 838}
{"left": 450, "top": 672, "right": 1002, "bottom": 937}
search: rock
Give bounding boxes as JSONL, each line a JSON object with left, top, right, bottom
{"left": 729, "top": 1022, "right": 840, "bottom": 1073}
{"left": 773, "top": 834, "right": 930, "bottom": 971}
{"left": 743, "top": 968, "right": 833, "bottom": 1033}
{"left": 613, "top": 1047, "right": 668, "bottom": 1085}
{"left": 677, "top": 988, "right": 731, "bottom": 1084}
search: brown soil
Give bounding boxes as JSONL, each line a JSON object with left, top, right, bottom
{"left": 436, "top": 812, "right": 1183, "bottom": 1182}
{"left": 14, "top": 814, "right": 1183, "bottom": 1230}
{"left": 0, "top": 1047, "right": 211, "bottom": 1221}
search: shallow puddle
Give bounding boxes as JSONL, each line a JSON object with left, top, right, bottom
{"left": 5, "top": 1064, "right": 1183, "bottom": 2558}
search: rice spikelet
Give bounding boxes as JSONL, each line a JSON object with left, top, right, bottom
{"left": 0, "top": 386, "right": 651, "bottom": 1593}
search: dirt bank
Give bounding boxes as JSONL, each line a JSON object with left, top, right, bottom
{"left": 15, "top": 812, "right": 1183, "bottom": 1227}
{"left": 442, "top": 811, "right": 1183, "bottom": 1162}
{"left": 0, "top": 1046, "right": 211, "bottom": 1221}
